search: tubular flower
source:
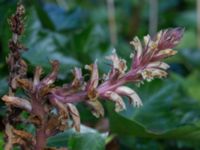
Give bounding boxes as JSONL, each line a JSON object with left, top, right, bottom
{"left": 2, "top": 96, "right": 32, "bottom": 112}
{"left": 104, "top": 91, "right": 126, "bottom": 112}
{"left": 85, "top": 60, "right": 99, "bottom": 101}
{"left": 96, "top": 28, "right": 183, "bottom": 112}
{"left": 104, "top": 49, "right": 127, "bottom": 84}
{"left": 106, "top": 49, "right": 127, "bottom": 76}
{"left": 129, "top": 27, "right": 184, "bottom": 82}
{"left": 115, "top": 86, "right": 143, "bottom": 107}
{"left": 71, "top": 67, "right": 83, "bottom": 88}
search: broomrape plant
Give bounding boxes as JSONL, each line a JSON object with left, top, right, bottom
{"left": 1, "top": 4, "right": 184, "bottom": 150}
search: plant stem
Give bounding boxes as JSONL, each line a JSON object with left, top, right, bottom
{"left": 197, "top": 0, "right": 200, "bottom": 48}
{"left": 107, "top": 0, "right": 117, "bottom": 45}
{"left": 35, "top": 127, "right": 46, "bottom": 150}
{"left": 149, "top": 0, "right": 158, "bottom": 36}
{"left": 31, "top": 96, "right": 47, "bottom": 149}
{"left": 50, "top": 72, "right": 134, "bottom": 104}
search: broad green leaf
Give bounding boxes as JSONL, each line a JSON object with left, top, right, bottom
{"left": 108, "top": 78, "right": 200, "bottom": 141}
{"left": 109, "top": 108, "right": 200, "bottom": 140}
{"left": 22, "top": 10, "right": 80, "bottom": 79}
{"left": 44, "top": 4, "right": 87, "bottom": 31}
{"left": 47, "top": 130, "right": 74, "bottom": 147}
{"left": 47, "top": 126, "right": 106, "bottom": 149}
{"left": 133, "top": 79, "right": 200, "bottom": 129}
{"left": 68, "top": 133, "right": 105, "bottom": 150}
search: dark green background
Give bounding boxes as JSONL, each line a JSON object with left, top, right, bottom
{"left": 0, "top": 0, "right": 200, "bottom": 149}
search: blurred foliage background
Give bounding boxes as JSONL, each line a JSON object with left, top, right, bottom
{"left": 0, "top": 0, "right": 200, "bottom": 150}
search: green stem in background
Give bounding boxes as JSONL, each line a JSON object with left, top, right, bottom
{"left": 149, "top": 0, "right": 158, "bottom": 36}
{"left": 197, "top": 0, "right": 200, "bottom": 48}
{"left": 107, "top": 0, "right": 117, "bottom": 46}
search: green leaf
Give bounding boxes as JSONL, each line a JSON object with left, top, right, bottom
{"left": 109, "top": 108, "right": 200, "bottom": 140}
{"left": 68, "top": 133, "right": 105, "bottom": 150}
{"left": 0, "top": 133, "right": 4, "bottom": 148}
{"left": 44, "top": 4, "right": 87, "bottom": 31}
{"left": 47, "top": 126, "right": 106, "bottom": 149}
{"left": 32, "top": 0, "right": 55, "bottom": 30}
{"left": 47, "top": 130, "right": 74, "bottom": 147}
{"left": 108, "top": 78, "right": 200, "bottom": 141}
{"left": 22, "top": 18, "right": 80, "bottom": 78}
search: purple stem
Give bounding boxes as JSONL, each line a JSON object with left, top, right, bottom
{"left": 50, "top": 69, "right": 141, "bottom": 104}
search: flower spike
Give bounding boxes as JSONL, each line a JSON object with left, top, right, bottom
{"left": 2, "top": 7, "right": 184, "bottom": 149}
